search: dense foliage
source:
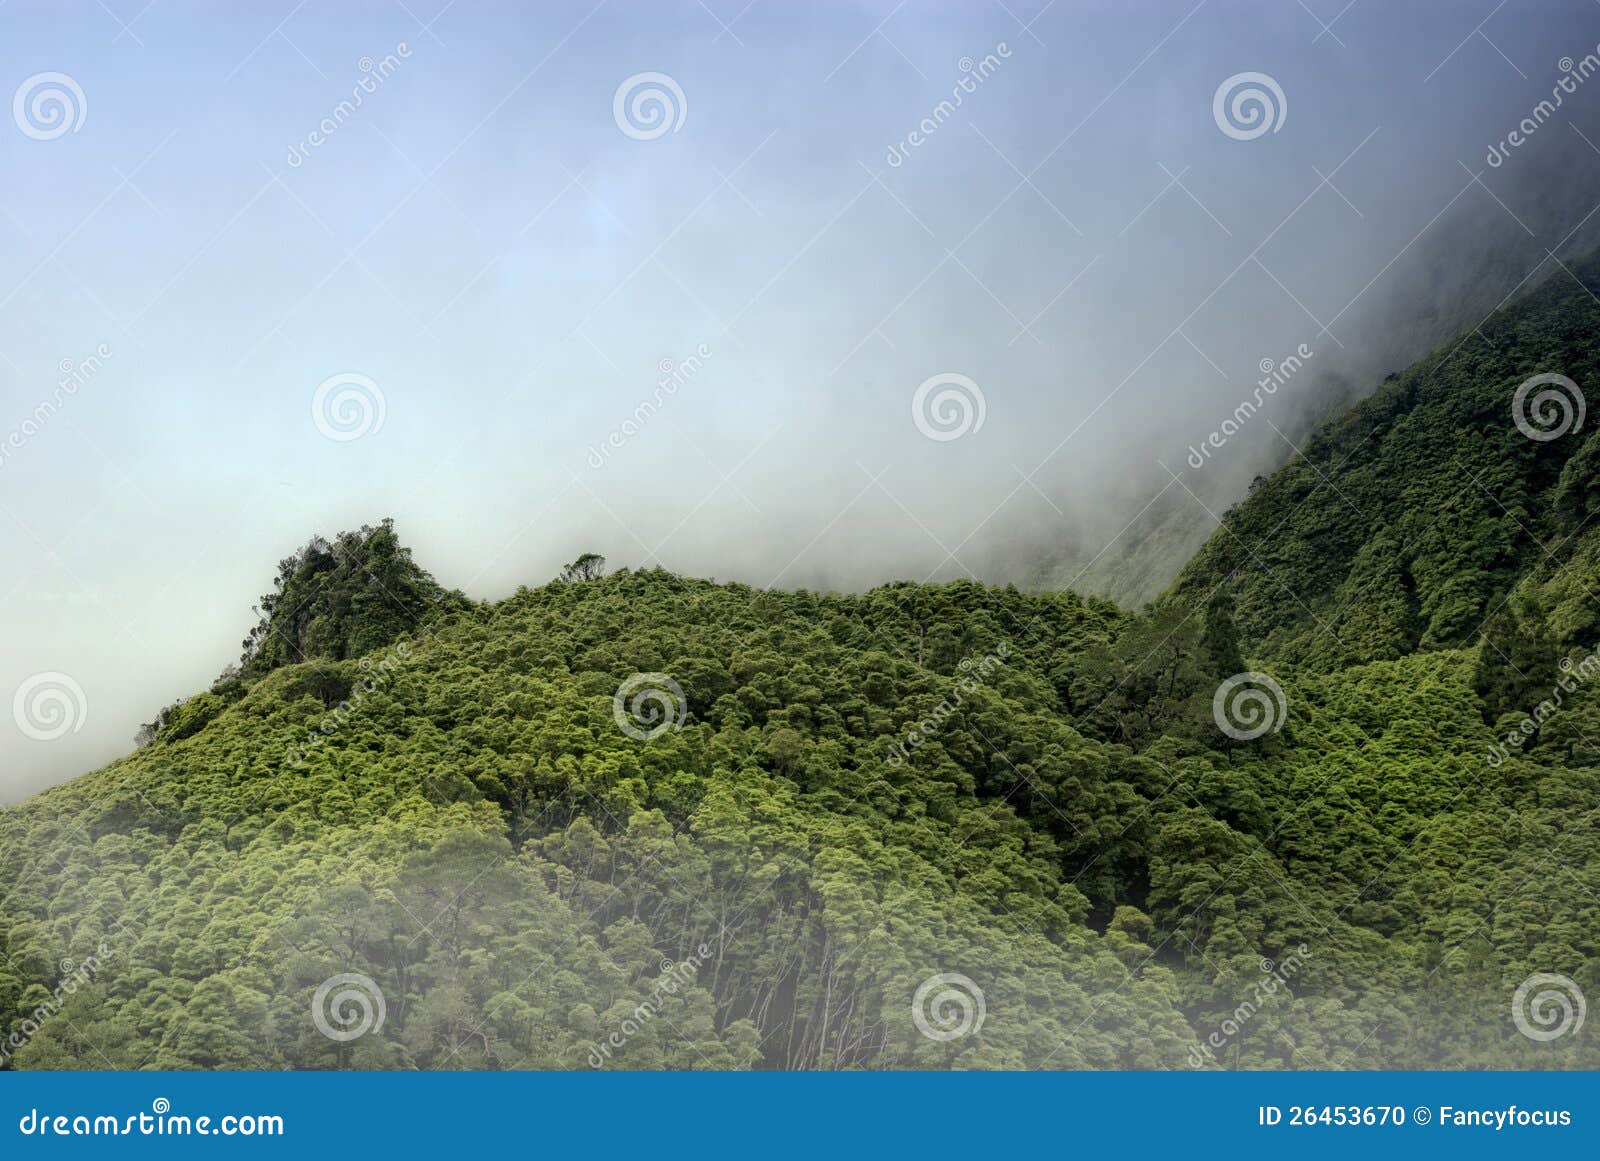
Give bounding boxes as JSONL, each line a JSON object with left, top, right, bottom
{"left": 1173, "top": 250, "right": 1600, "bottom": 674}
{"left": 4, "top": 263, "right": 1599, "bottom": 1070}
{"left": 135, "top": 520, "right": 469, "bottom": 747}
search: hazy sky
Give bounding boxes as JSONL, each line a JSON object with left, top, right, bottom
{"left": 5, "top": 0, "right": 1600, "bottom": 799}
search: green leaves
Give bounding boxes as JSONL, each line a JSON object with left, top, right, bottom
{"left": 15, "top": 249, "right": 1600, "bottom": 1081}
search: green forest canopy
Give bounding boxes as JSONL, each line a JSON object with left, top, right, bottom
{"left": 5, "top": 255, "right": 1600, "bottom": 1070}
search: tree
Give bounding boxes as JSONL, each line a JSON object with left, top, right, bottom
{"left": 558, "top": 553, "right": 607, "bottom": 582}
{"left": 1200, "top": 589, "right": 1246, "bottom": 679}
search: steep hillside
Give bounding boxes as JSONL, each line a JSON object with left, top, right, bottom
{"left": 1171, "top": 251, "right": 1600, "bottom": 672}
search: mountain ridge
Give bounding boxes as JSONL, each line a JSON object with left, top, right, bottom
{"left": 5, "top": 253, "right": 1600, "bottom": 1069}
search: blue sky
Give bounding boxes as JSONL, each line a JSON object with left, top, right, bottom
{"left": 5, "top": 0, "right": 1600, "bottom": 797}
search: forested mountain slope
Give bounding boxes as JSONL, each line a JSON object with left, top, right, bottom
{"left": 1171, "top": 250, "right": 1600, "bottom": 673}
{"left": 4, "top": 259, "right": 1600, "bottom": 1069}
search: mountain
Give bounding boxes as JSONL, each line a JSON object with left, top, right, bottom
{"left": 1027, "top": 167, "right": 1600, "bottom": 613}
{"left": 4, "top": 260, "right": 1600, "bottom": 1069}
{"left": 1172, "top": 247, "right": 1600, "bottom": 675}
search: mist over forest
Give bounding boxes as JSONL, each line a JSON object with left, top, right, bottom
{"left": 3, "top": 0, "right": 1600, "bottom": 1079}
